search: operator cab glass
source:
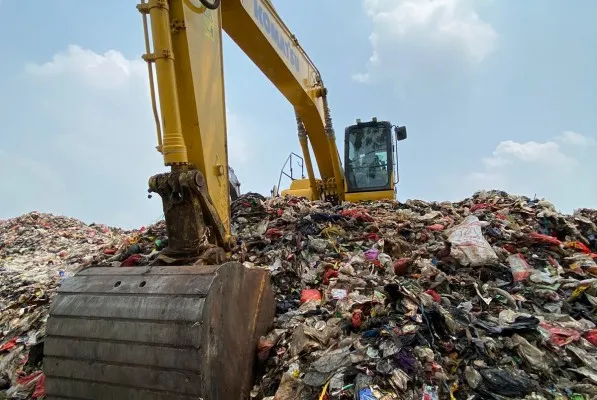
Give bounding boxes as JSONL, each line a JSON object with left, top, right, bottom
{"left": 344, "top": 121, "right": 393, "bottom": 193}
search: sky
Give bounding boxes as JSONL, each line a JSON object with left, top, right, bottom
{"left": 0, "top": 0, "right": 596, "bottom": 229}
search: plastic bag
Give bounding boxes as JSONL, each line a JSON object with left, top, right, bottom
{"left": 584, "top": 329, "right": 597, "bottom": 347}
{"left": 480, "top": 368, "right": 533, "bottom": 397}
{"left": 358, "top": 387, "right": 379, "bottom": 400}
{"left": 569, "top": 254, "right": 597, "bottom": 275}
{"left": 539, "top": 322, "right": 581, "bottom": 346}
{"left": 508, "top": 253, "right": 533, "bottom": 282}
{"left": 447, "top": 215, "right": 498, "bottom": 267}
{"left": 422, "top": 385, "right": 439, "bottom": 400}
{"left": 300, "top": 289, "right": 322, "bottom": 304}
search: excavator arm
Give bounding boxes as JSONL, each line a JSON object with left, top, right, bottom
{"left": 144, "top": 0, "right": 345, "bottom": 253}
{"left": 221, "top": 0, "right": 345, "bottom": 200}
{"left": 43, "top": 1, "right": 346, "bottom": 399}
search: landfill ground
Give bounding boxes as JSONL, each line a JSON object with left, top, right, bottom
{"left": 2, "top": 191, "right": 597, "bottom": 399}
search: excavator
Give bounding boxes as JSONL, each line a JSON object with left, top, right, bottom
{"left": 42, "top": 0, "right": 407, "bottom": 399}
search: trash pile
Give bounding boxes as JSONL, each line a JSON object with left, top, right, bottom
{"left": 2, "top": 190, "right": 597, "bottom": 399}
{"left": 0, "top": 212, "right": 128, "bottom": 398}
{"left": 230, "top": 191, "right": 597, "bottom": 400}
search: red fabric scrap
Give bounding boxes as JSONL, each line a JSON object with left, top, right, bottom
{"left": 363, "top": 232, "right": 380, "bottom": 242}
{"left": 528, "top": 232, "right": 562, "bottom": 246}
{"left": 351, "top": 309, "right": 363, "bottom": 329}
{"left": 121, "top": 253, "right": 143, "bottom": 267}
{"left": 103, "top": 248, "right": 116, "bottom": 255}
{"left": 470, "top": 203, "right": 489, "bottom": 212}
{"left": 503, "top": 244, "right": 517, "bottom": 254}
{"left": 339, "top": 209, "right": 374, "bottom": 222}
{"left": 323, "top": 269, "right": 339, "bottom": 284}
{"left": 393, "top": 258, "right": 410, "bottom": 276}
{"left": 265, "top": 228, "right": 284, "bottom": 240}
{"left": 565, "top": 241, "right": 592, "bottom": 254}
{"left": 424, "top": 289, "right": 442, "bottom": 303}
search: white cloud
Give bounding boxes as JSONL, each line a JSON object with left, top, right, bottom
{"left": 482, "top": 140, "right": 577, "bottom": 168}
{"left": 354, "top": 0, "right": 497, "bottom": 85}
{"left": 463, "top": 131, "right": 597, "bottom": 212}
{"left": 556, "top": 130, "right": 596, "bottom": 146}
{"left": 1, "top": 45, "right": 252, "bottom": 228}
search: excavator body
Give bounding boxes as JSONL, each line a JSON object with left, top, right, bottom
{"left": 43, "top": 0, "right": 407, "bottom": 399}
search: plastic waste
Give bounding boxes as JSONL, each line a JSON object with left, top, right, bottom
{"left": 446, "top": 215, "right": 499, "bottom": 267}
{"left": 508, "top": 253, "right": 533, "bottom": 281}
{"left": 480, "top": 368, "right": 533, "bottom": 397}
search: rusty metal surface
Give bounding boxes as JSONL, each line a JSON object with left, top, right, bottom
{"left": 44, "top": 262, "right": 275, "bottom": 400}
{"left": 148, "top": 168, "right": 232, "bottom": 264}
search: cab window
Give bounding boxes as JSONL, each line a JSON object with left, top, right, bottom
{"left": 345, "top": 125, "right": 391, "bottom": 192}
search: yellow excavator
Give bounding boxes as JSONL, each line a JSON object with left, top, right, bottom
{"left": 42, "top": 0, "right": 407, "bottom": 399}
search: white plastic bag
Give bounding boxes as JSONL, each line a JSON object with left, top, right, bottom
{"left": 447, "top": 215, "right": 499, "bottom": 267}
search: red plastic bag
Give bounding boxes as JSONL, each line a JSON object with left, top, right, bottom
{"left": 539, "top": 322, "right": 581, "bottom": 346}
{"left": 584, "top": 330, "right": 597, "bottom": 347}
{"left": 300, "top": 289, "right": 322, "bottom": 303}
{"left": 0, "top": 338, "right": 17, "bottom": 351}
{"left": 427, "top": 224, "right": 445, "bottom": 232}
{"left": 32, "top": 373, "right": 46, "bottom": 399}
{"left": 14, "top": 372, "right": 45, "bottom": 399}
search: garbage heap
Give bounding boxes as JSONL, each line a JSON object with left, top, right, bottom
{"left": 230, "top": 191, "right": 597, "bottom": 400}
{"left": 0, "top": 212, "right": 149, "bottom": 398}
{"left": 2, "top": 191, "right": 597, "bottom": 399}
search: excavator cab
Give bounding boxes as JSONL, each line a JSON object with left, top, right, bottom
{"left": 344, "top": 118, "right": 407, "bottom": 202}
{"left": 281, "top": 118, "right": 407, "bottom": 202}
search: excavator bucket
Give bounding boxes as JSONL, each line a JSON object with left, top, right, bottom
{"left": 42, "top": 262, "right": 275, "bottom": 400}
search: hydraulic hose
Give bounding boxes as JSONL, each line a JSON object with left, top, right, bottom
{"left": 199, "top": 0, "right": 220, "bottom": 10}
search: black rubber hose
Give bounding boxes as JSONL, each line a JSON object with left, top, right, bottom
{"left": 199, "top": 0, "right": 220, "bottom": 10}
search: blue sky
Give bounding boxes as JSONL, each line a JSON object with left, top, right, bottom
{"left": 1, "top": 0, "right": 596, "bottom": 229}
